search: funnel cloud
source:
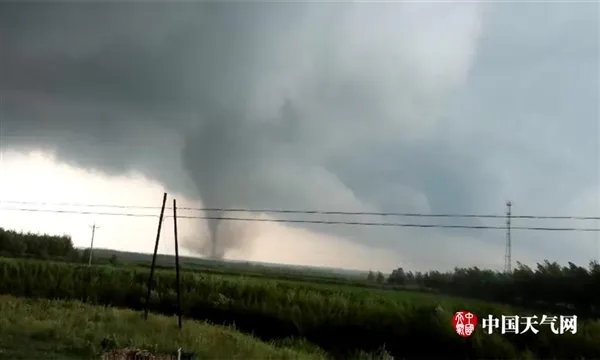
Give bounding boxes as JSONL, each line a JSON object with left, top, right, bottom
{"left": 0, "top": 2, "right": 598, "bottom": 269}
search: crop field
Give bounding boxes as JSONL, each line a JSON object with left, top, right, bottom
{"left": 0, "top": 257, "right": 599, "bottom": 359}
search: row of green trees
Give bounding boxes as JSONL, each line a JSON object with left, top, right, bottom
{"left": 387, "top": 261, "right": 600, "bottom": 318}
{"left": 0, "top": 227, "right": 80, "bottom": 261}
{"left": 366, "top": 270, "right": 385, "bottom": 283}
{"left": 0, "top": 227, "right": 117, "bottom": 265}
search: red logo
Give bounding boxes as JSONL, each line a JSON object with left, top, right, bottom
{"left": 453, "top": 311, "right": 478, "bottom": 337}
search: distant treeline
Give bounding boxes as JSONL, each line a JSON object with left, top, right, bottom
{"left": 387, "top": 261, "right": 600, "bottom": 318}
{"left": 0, "top": 227, "right": 80, "bottom": 261}
{"left": 0, "top": 227, "right": 114, "bottom": 265}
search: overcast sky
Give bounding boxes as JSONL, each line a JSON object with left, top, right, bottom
{"left": 0, "top": 1, "right": 598, "bottom": 272}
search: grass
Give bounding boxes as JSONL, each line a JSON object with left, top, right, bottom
{"left": 0, "top": 295, "right": 327, "bottom": 360}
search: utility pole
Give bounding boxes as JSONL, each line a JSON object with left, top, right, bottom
{"left": 173, "top": 199, "right": 182, "bottom": 329}
{"left": 144, "top": 192, "right": 168, "bottom": 320}
{"left": 504, "top": 201, "right": 512, "bottom": 274}
{"left": 88, "top": 222, "right": 100, "bottom": 266}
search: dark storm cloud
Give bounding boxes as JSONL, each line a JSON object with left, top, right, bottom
{"left": 0, "top": 2, "right": 598, "bottom": 268}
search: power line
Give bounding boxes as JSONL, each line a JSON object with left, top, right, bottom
{"left": 0, "top": 200, "right": 161, "bottom": 211}
{"left": 0, "top": 207, "right": 157, "bottom": 218}
{"left": 1, "top": 207, "right": 599, "bottom": 232}
{"left": 1, "top": 200, "right": 598, "bottom": 221}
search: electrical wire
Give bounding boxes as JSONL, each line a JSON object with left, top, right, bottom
{"left": 1, "top": 200, "right": 598, "bottom": 220}
{"left": 1, "top": 207, "right": 599, "bottom": 232}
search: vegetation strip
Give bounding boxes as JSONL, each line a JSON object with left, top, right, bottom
{"left": 1, "top": 228, "right": 600, "bottom": 359}
{"left": 2, "top": 227, "right": 599, "bottom": 319}
{"left": 0, "top": 257, "right": 599, "bottom": 359}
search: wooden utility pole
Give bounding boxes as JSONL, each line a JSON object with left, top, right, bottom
{"left": 173, "top": 199, "right": 182, "bottom": 329}
{"left": 88, "top": 222, "right": 100, "bottom": 266}
{"left": 144, "top": 192, "right": 168, "bottom": 320}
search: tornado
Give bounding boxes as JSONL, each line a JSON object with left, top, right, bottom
{"left": 206, "top": 215, "right": 223, "bottom": 259}
{"left": 179, "top": 109, "right": 259, "bottom": 260}
{"left": 208, "top": 217, "right": 219, "bottom": 258}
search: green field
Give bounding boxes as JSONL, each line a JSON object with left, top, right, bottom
{"left": 0, "top": 294, "right": 327, "bottom": 360}
{"left": 3, "top": 227, "right": 599, "bottom": 319}
{"left": 1, "top": 227, "right": 600, "bottom": 359}
{"left": 0, "top": 257, "right": 599, "bottom": 359}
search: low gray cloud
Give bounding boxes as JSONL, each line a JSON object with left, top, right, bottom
{"left": 0, "top": 2, "right": 597, "bottom": 269}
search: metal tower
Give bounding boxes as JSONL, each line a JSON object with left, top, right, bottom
{"left": 504, "top": 201, "right": 512, "bottom": 273}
